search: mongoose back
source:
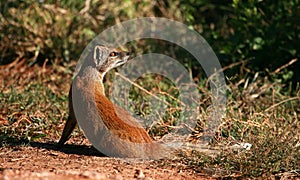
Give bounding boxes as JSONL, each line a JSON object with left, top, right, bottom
{"left": 57, "top": 45, "right": 170, "bottom": 159}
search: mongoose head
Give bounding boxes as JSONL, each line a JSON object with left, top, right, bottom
{"left": 93, "top": 45, "right": 130, "bottom": 75}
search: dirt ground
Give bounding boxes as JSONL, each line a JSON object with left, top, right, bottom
{"left": 0, "top": 141, "right": 214, "bottom": 180}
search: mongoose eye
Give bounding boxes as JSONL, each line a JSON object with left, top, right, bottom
{"left": 109, "top": 52, "right": 119, "bottom": 57}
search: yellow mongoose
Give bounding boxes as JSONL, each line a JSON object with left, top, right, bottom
{"left": 57, "top": 45, "right": 169, "bottom": 158}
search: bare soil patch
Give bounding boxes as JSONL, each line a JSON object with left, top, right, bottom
{"left": 0, "top": 142, "right": 213, "bottom": 180}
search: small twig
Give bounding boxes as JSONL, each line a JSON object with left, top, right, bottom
{"left": 264, "top": 97, "right": 299, "bottom": 112}
{"left": 272, "top": 58, "right": 298, "bottom": 75}
{"left": 158, "top": 91, "right": 186, "bottom": 107}
{"left": 115, "top": 72, "right": 172, "bottom": 106}
{"left": 79, "top": 0, "right": 91, "bottom": 14}
{"left": 234, "top": 119, "right": 262, "bottom": 127}
{"left": 206, "top": 60, "right": 248, "bottom": 87}
{"left": 0, "top": 57, "right": 25, "bottom": 69}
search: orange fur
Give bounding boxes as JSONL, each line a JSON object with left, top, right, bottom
{"left": 94, "top": 82, "right": 152, "bottom": 144}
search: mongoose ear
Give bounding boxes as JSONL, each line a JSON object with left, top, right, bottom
{"left": 93, "top": 46, "right": 104, "bottom": 65}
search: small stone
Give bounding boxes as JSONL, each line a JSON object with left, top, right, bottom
{"left": 134, "top": 169, "right": 145, "bottom": 179}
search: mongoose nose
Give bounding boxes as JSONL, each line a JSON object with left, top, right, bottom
{"left": 126, "top": 52, "right": 130, "bottom": 56}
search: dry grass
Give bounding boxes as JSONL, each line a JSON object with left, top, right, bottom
{"left": 0, "top": 58, "right": 73, "bottom": 142}
{"left": 0, "top": 58, "right": 299, "bottom": 178}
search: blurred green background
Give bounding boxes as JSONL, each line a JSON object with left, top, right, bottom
{"left": 1, "top": 0, "right": 299, "bottom": 83}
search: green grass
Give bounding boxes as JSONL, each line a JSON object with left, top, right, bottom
{"left": 0, "top": 63, "right": 71, "bottom": 143}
